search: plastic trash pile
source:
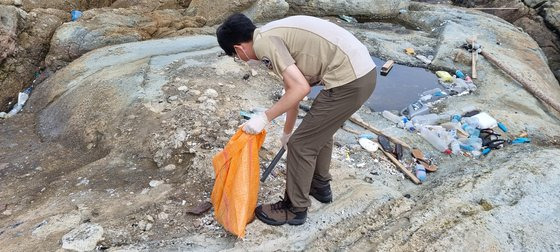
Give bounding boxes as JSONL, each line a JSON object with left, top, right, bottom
{"left": 383, "top": 105, "right": 530, "bottom": 157}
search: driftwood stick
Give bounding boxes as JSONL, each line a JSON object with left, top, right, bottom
{"left": 480, "top": 50, "right": 560, "bottom": 114}
{"left": 349, "top": 115, "right": 412, "bottom": 150}
{"left": 378, "top": 148, "right": 421, "bottom": 184}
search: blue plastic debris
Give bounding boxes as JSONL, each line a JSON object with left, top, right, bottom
{"left": 497, "top": 122, "right": 508, "bottom": 133}
{"left": 511, "top": 138, "right": 530, "bottom": 144}
{"left": 240, "top": 111, "right": 253, "bottom": 120}
{"left": 71, "top": 10, "right": 82, "bottom": 21}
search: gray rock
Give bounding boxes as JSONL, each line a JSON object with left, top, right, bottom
{"left": 542, "top": 1, "right": 560, "bottom": 34}
{"left": 32, "top": 212, "right": 81, "bottom": 238}
{"left": 0, "top": 7, "right": 66, "bottom": 111}
{"left": 45, "top": 8, "right": 206, "bottom": 69}
{"left": 204, "top": 88, "right": 219, "bottom": 98}
{"left": 61, "top": 223, "right": 104, "bottom": 252}
{"left": 188, "top": 0, "right": 257, "bottom": 25}
{"left": 243, "top": 0, "right": 289, "bottom": 22}
{"left": 286, "top": 0, "right": 410, "bottom": 18}
{"left": 30, "top": 36, "right": 219, "bottom": 149}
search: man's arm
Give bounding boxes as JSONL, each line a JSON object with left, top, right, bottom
{"left": 284, "top": 103, "right": 298, "bottom": 134}
{"left": 265, "top": 64, "right": 310, "bottom": 122}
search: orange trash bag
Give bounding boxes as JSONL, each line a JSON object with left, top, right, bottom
{"left": 211, "top": 128, "right": 266, "bottom": 238}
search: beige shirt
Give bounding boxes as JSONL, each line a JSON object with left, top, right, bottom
{"left": 253, "top": 15, "right": 375, "bottom": 89}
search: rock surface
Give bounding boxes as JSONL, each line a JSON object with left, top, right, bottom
{"left": 451, "top": 0, "right": 560, "bottom": 80}
{"left": 1, "top": 1, "right": 560, "bottom": 252}
{"left": 61, "top": 223, "right": 104, "bottom": 251}
{"left": 0, "top": 6, "right": 67, "bottom": 111}
{"left": 45, "top": 8, "right": 206, "bottom": 70}
{"left": 187, "top": 0, "right": 290, "bottom": 25}
{"left": 286, "top": 0, "right": 410, "bottom": 17}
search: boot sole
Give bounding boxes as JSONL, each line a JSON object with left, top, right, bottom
{"left": 255, "top": 211, "right": 306, "bottom": 226}
{"left": 310, "top": 193, "right": 332, "bottom": 204}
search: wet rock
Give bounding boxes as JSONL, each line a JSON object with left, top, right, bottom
{"left": 61, "top": 223, "right": 104, "bottom": 252}
{"left": 286, "top": 0, "right": 410, "bottom": 18}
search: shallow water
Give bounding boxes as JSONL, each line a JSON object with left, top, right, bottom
{"left": 308, "top": 57, "right": 442, "bottom": 112}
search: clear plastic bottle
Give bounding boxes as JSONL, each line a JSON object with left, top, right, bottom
{"left": 412, "top": 113, "right": 449, "bottom": 126}
{"left": 420, "top": 127, "right": 449, "bottom": 152}
{"left": 382, "top": 110, "right": 403, "bottom": 124}
{"left": 450, "top": 139, "right": 461, "bottom": 155}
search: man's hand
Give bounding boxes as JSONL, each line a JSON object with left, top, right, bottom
{"left": 242, "top": 112, "right": 269, "bottom": 134}
{"left": 280, "top": 132, "right": 292, "bottom": 150}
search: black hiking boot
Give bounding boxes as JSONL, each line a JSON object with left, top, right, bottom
{"left": 255, "top": 198, "right": 307, "bottom": 226}
{"left": 309, "top": 178, "right": 332, "bottom": 203}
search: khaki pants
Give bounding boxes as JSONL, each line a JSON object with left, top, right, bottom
{"left": 286, "top": 68, "right": 377, "bottom": 208}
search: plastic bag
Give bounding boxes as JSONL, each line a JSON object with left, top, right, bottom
{"left": 211, "top": 128, "right": 266, "bottom": 238}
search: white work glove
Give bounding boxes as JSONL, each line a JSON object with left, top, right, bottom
{"left": 280, "top": 132, "right": 292, "bottom": 150}
{"left": 242, "top": 112, "right": 269, "bottom": 134}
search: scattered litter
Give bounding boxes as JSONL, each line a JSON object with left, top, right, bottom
{"left": 404, "top": 48, "right": 416, "bottom": 55}
{"left": 1, "top": 87, "right": 32, "bottom": 119}
{"left": 497, "top": 122, "right": 508, "bottom": 132}
{"left": 71, "top": 10, "right": 82, "bottom": 21}
{"left": 416, "top": 54, "right": 432, "bottom": 64}
{"left": 338, "top": 15, "right": 357, "bottom": 23}
{"left": 358, "top": 138, "right": 379, "bottom": 152}
{"left": 472, "top": 112, "right": 498, "bottom": 129}
{"left": 414, "top": 164, "right": 426, "bottom": 182}
{"left": 510, "top": 137, "right": 530, "bottom": 144}
{"left": 381, "top": 60, "right": 395, "bottom": 76}
{"left": 436, "top": 71, "right": 453, "bottom": 82}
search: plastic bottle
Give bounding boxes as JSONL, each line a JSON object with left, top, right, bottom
{"left": 421, "top": 88, "right": 443, "bottom": 97}
{"left": 404, "top": 119, "right": 416, "bottom": 132}
{"left": 468, "top": 137, "right": 483, "bottom": 150}
{"left": 455, "top": 70, "right": 466, "bottom": 79}
{"left": 497, "top": 122, "right": 508, "bottom": 132}
{"left": 420, "top": 127, "right": 449, "bottom": 152}
{"left": 462, "top": 123, "right": 480, "bottom": 138}
{"left": 451, "top": 114, "right": 462, "bottom": 123}
{"left": 382, "top": 110, "right": 403, "bottom": 124}
{"left": 71, "top": 10, "right": 82, "bottom": 21}
{"left": 411, "top": 113, "right": 449, "bottom": 126}
{"left": 415, "top": 163, "right": 426, "bottom": 182}
{"left": 402, "top": 100, "right": 429, "bottom": 119}
{"left": 7, "top": 92, "right": 29, "bottom": 117}
{"left": 450, "top": 139, "right": 461, "bottom": 155}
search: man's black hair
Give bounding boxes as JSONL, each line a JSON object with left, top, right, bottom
{"left": 216, "top": 13, "right": 256, "bottom": 56}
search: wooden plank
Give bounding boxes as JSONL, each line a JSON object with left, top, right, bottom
{"left": 378, "top": 148, "right": 421, "bottom": 184}
{"left": 349, "top": 115, "right": 412, "bottom": 150}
